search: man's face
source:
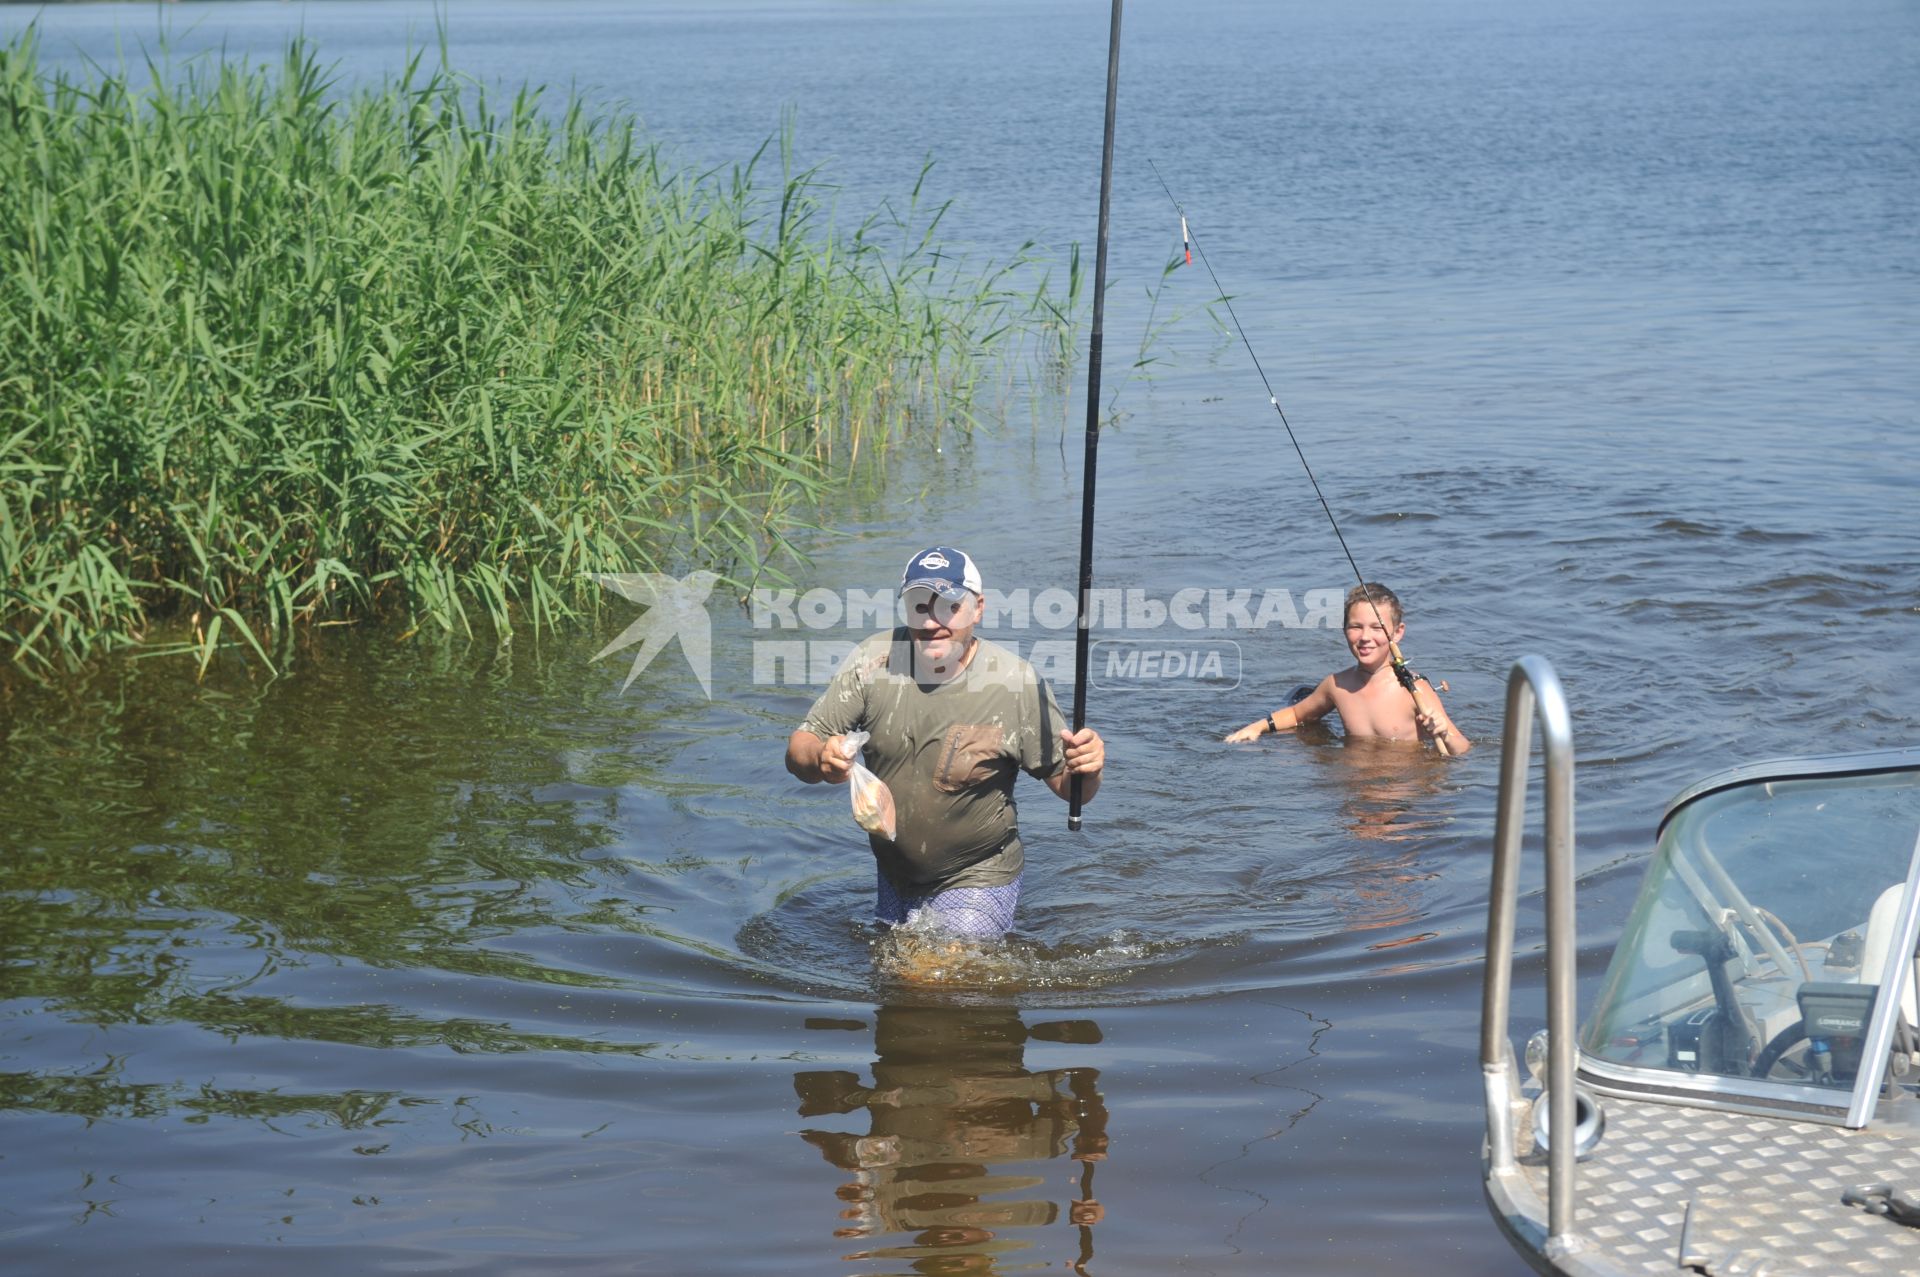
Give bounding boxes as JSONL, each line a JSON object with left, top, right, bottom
{"left": 904, "top": 587, "right": 982, "bottom": 670}
{"left": 1343, "top": 601, "right": 1403, "bottom": 670}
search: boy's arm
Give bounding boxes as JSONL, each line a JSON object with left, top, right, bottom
{"left": 1224, "top": 679, "right": 1334, "bottom": 743}
{"left": 1412, "top": 680, "right": 1471, "bottom": 755}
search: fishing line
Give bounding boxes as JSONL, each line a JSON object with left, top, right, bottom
{"left": 1149, "top": 159, "right": 1374, "bottom": 600}
{"left": 1148, "top": 159, "right": 1454, "bottom": 750}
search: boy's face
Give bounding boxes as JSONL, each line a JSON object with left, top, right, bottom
{"left": 1344, "top": 600, "right": 1404, "bottom": 670}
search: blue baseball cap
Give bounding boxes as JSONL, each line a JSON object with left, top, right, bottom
{"left": 900, "top": 546, "right": 983, "bottom": 600}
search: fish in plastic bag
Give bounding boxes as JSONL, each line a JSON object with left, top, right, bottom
{"left": 840, "top": 730, "right": 896, "bottom": 841}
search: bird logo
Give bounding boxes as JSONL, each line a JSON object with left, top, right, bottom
{"left": 589, "top": 570, "right": 720, "bottom": 697}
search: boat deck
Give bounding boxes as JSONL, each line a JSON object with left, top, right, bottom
{"left": 1505, "top": 1093, "right": 1920, "bottom": 1274}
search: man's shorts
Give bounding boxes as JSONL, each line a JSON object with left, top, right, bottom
{"left": 874, "top": 873, "right": 1021, "bottom": 938}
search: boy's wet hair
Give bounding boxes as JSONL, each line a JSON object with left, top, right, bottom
{"left": 1345, "top": 583, "right": 1402, "bottom": 628}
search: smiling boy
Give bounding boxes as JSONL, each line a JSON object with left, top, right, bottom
{"left": 1224, "top": 583, "right": 1469, "bottom": 754}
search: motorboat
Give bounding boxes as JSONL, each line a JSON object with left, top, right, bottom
{"left": 1481, "top": 656, "right": 1920, "bottom": 1275}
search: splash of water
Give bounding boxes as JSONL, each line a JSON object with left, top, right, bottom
{"left": 871, "top": 911, "right": 1177, "bottom": 993}
{"left": 736, "top": 879, "right": 1244, "bottom": 1004}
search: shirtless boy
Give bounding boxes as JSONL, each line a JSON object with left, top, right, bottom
{"left": 1224, "top": 584, "right": 1470, "bottom": 754}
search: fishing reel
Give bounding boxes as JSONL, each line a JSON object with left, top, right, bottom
{"left": 1388, "top": 645, "right": 1447, "bottom": 696}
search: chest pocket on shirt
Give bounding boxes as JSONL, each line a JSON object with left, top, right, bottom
{"left": 933, "top": 724, "right": 1005, "bottom": 793}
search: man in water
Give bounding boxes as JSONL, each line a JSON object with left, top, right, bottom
{"left": 1224, "top": 582, "right": 1470, "bottom": 753}
{"left": 785, "top": 547, "right": 1106, "bottom": 936}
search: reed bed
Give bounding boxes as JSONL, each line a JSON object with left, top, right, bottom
{"left": 0, "top": 33, "right": 1057, "bottom": 676}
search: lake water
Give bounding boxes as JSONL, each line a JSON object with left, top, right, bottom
{"left": 3, "top": 1, "right": 1917, "bottom": 1272}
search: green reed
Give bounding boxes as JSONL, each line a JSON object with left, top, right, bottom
{"left": 0, "top": 33, "right": 1053, "bottom": 675}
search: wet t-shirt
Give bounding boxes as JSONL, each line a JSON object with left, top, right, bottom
{"left": 799, "top": 629, "right": 1068, "bottom": 893}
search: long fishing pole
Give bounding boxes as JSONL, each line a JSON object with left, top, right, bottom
{"left": 1070, "top": 0, "right": 1125, "bottom": 830}
{"left": 1147, "top": 159, "right": 1455, "bottom": 755}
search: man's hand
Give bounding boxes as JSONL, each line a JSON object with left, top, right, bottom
{"left": 1224, "top": 721, "right": 1265, "bottom": 743}
{"left": 786, "top": 730, "right": 855, "bottom": 784}
{"left": 819, "top": 735, "right": 855, "bottom": 782}
{"left": 1061, "top": 727, "right": 1104, "bottom": 775}
{"left": 1048, "top": 727, "right": 1105, "bottom": 803}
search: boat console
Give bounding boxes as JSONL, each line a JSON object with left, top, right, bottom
{"left": 1582, "top": 759, "right": 1920, "bottom": 1123}
{"left": 1479, "top": 655, "right": 1920, "bottom": 1275}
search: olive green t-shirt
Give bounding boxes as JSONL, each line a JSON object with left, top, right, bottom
{"left": 799, "top": 629, "right": 1068, "bottom": 893}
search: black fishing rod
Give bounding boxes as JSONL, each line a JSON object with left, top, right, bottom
{"left": 1148, "top": 160, "right": 1456, "bottom": 754}
{"left": 1069, "top": 0, "right": 1125, "bottom": 830}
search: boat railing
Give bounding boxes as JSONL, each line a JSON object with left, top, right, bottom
{"left": 1481, "top": 655, "right": 1581, "bottom": 1253}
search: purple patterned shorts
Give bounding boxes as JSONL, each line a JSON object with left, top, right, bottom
{"left": 874, "top": 873, "right": 1022, "bottom": 938}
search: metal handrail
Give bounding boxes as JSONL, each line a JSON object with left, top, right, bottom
{"left": 1480, "top": 655, "right": 1581, "bottom": 1251}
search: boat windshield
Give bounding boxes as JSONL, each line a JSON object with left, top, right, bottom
{"left": 1582, "top": 765, "right": 1920, "bottom": 1099}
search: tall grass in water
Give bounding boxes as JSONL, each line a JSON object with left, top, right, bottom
{"left": 0, "top": 34, "right": 1045, "bottom": 676}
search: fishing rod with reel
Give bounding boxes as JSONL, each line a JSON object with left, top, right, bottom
{"left": 1149, "top": 160, "right": 1456, "bottom": 755}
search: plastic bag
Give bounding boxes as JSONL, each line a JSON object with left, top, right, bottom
{"left": 840, "top": 730, "right": 897, "bottom": 841}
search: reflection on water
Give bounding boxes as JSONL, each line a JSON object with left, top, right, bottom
{"left": 1300, "top": 737, "right": 1452, "bottom": 952}
{"left": 793, "top": 1004, "right": 1109, "bottom": 1274}
{"left": 1311, "top": 737, "right": 1451, "bottom": 847}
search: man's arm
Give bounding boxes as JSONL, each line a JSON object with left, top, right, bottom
{"left": 1224, "top": 678, "right": 1334, "bottom": 743}
{"left": 1045, "top": 727, "right": 1105, "bottom": 804}
{"left": 786, "top": 730, "right": 854, "bottom": 784}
